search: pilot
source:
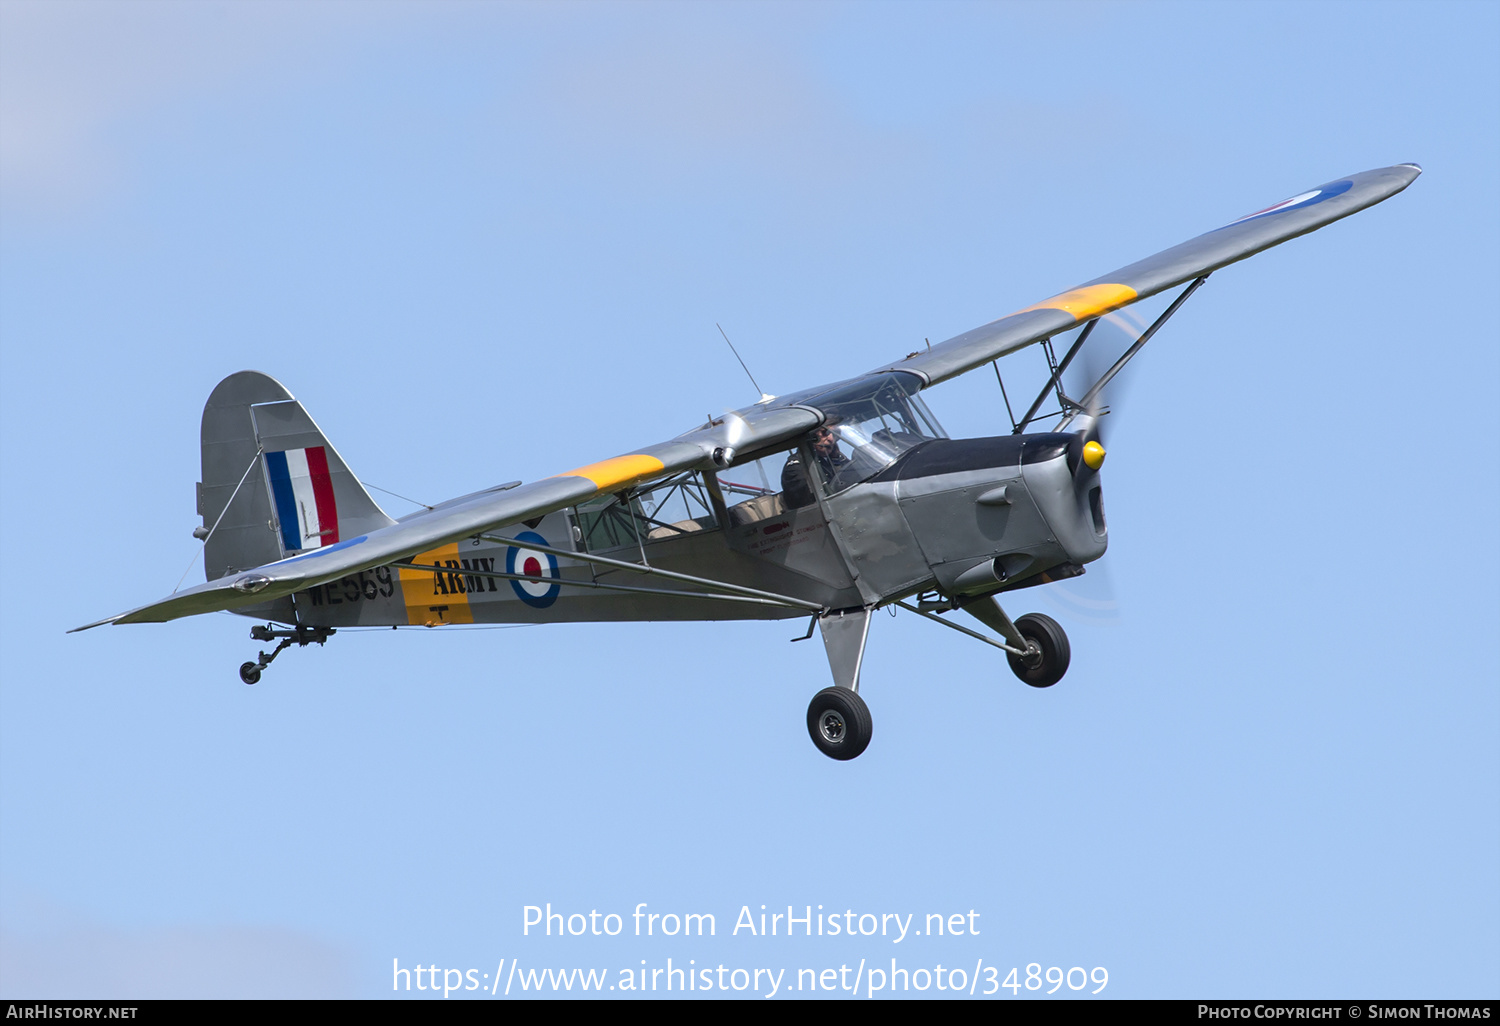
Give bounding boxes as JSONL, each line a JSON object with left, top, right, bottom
{"left": 781, "top": 426, "right": 848, "bottom": 507}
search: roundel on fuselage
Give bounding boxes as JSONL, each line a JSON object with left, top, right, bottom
{"left": 505, "top": 531, "right": 561, "bottom": 608}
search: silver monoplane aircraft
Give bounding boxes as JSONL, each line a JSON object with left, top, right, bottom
{"left": 75, "top": 164, "right": 1421, "bottom": 759}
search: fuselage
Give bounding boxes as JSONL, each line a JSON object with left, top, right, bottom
{"left": 247, "top": 428, "right": 1106, "bottom": 629}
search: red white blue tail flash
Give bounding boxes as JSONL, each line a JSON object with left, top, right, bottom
{"left": 265, "top": 447, "right": 340, "bottom": 553}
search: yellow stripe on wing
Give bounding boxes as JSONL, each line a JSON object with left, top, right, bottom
{"left": 558, "top": 454, "right": 667, "bottom": 491}
{"left": 1018, "top": 283, "right": 1138, "bottom": 322}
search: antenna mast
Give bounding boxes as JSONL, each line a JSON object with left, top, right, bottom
{"left": 717, "top": 323, "right": 774, "bottom": 404}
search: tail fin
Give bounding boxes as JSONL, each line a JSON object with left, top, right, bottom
{"left": 198, "top": 371, "right": 395, "bottom": 581}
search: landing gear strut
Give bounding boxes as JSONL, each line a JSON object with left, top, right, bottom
{"left": 806, "top": 608, "right": 875, "bottom": 760}
{"left": 899, "top": 595, "right": 1072, "bottom": 689}
{"left": 238, "top": 624, "right": 335, "bottom": 685}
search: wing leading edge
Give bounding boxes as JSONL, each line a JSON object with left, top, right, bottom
{"left": 874, "top": 163, "right": 1422, "bottom": 386}
{"left": 74, "top": 406, "right": 820, "bottom": 629}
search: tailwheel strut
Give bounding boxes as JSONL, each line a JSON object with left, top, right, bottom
{"left": 238, "top": 624, "right": 335, "bottom": 685}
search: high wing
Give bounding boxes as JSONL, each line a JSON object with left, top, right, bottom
{"left": 75, "top": 163, "right": 1419, "bottom": 631}
{"left": 870, "top": 163, "right": 1422, "bottom": 386}
{"left": 73, "top": 405, "right": 819, "bottom": 629}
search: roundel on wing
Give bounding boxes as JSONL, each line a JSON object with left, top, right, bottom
{"left": 505, "top": 531, "right": 561, "bottom": 608}
{"left": 1223, "top": 179, "right": 1354, "bottom": 228}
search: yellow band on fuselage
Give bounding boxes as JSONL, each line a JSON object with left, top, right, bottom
{"left": 396, "top": 542, "right": 477, "bottom": 626}
{"left": 558, "top": 454, "right": 667, "bottom": 491}
{"left": 1019, "top": 283, "right": 1138, "bottom": 322}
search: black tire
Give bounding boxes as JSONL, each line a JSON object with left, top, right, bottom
{"left": 806, "top": 687, "right": 873, "bottom": 760}
{"left": 1006, "top": 612, "right": 1070, "bottom": 688}
{"left": 239, "top": 662, "right": 261, "bottom": 686}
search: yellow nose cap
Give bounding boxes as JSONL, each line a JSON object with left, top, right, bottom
{"left": 1082, "top": 440, "right": 1106, "bottom": 470}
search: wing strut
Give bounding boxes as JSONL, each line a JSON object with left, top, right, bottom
{"left": 392, "top": 560, "right": 807, "bottom": 609}
{"left": 991, "top": 360, "right": 1019, "bottom": 433}
{"left": 1013, "top": 319, "right": 1099, "bottom": 433}
{"left": 1014, "top": 274, "right": 1209, "bottom": 434}
{"left": 475, "top": 533, "right": 825, "bottom": 612}
{"left": 1066, "top": 275, "right": 1209, "bottom": 427}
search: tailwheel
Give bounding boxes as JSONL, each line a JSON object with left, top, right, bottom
{"left": 1006, "top": 612, "right": 1071, "bottom": 688}
{"left": 235, "top": 624, "right": 336, "bottom": 685}
{"left": 806, "top": 686, "right": 873, "bottom": 761}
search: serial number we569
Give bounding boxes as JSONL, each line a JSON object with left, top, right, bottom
{"left": 304, "top": 566, "right": 395, "bottom": 606}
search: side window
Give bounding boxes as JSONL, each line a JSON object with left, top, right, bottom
{"left": 639, "top": 473, "right": 718, "bottom": 540}
{"left": 572, "top": 472, "right": 719, "bottom": 551}
{"left": 779, "top": 446, "right": 819, "bottom": 510}
{"left": 717, "top": 447, "right": 813, "bottom": 527}
{"left": 572, "top": 493, "right": 644, "bottom": 552}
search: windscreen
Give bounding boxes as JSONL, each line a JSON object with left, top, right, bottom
{"left": 801, "top": 372, "right": 945, "bottom": 494}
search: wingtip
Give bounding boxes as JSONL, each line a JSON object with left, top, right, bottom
{"left": 68, "top": 615, "right": 121, "bottom": 634}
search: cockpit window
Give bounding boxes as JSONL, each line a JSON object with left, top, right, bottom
{"left": 717, "top": 449, "right": 798, "bottom": 525}
{"left": 800, "top": 372, "right": 945, "bottom": 495}
{"left": 572, "top": 471, "right": 719, "bottom": 552}
{"left": 708, "top": 372, "right": 946, "bottom": 524}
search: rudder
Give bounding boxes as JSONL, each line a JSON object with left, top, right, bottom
{"left": 198, "top": 371, "right": 395, "bottom": 581}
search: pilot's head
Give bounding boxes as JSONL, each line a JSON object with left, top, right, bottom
{"left": 812, "top": 426, "right": 839, "bottom": 455}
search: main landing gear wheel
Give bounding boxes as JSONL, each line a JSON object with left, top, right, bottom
{"left": 1006, "top": 612, "right": 1071, "bottom": 688}
{"left": 238, "top": 662, "right": 261, "bottom": 685}
{"left": 806, "top": 687, "right": 873, "bottom": 761}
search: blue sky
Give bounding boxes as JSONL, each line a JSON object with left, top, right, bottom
{"left": 1, "top": 0, "right": 1496, "bottom": 999}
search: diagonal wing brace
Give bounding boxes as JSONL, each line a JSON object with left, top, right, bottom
{"left": 474, "top": 533, "right": 824, "bottom": 612}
